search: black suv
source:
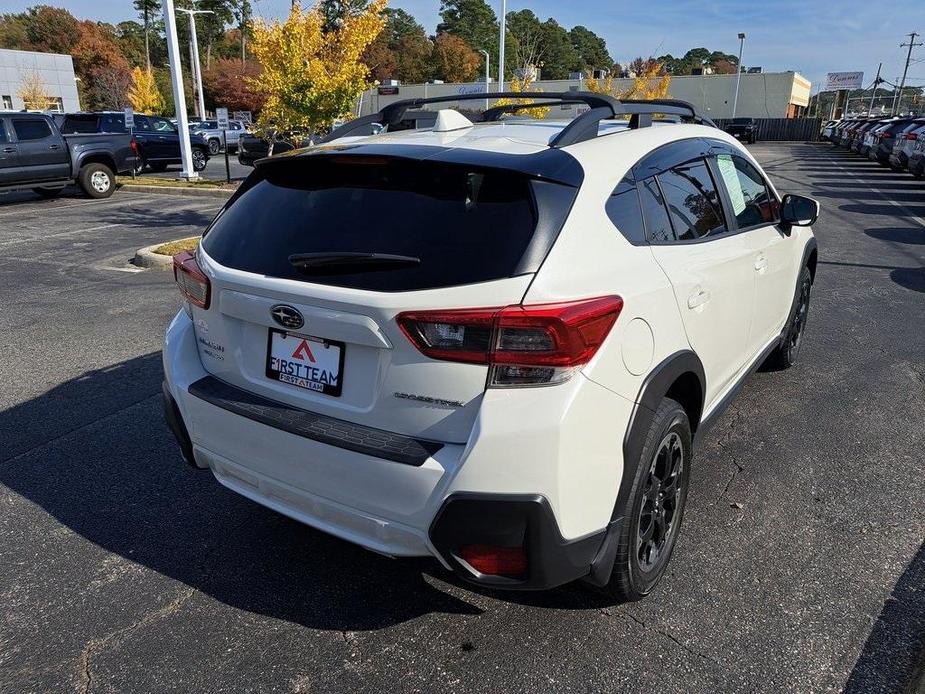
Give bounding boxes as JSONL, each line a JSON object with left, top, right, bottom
{"left": 724, "top": 118, "right": 758, "bottom": 144}
{"left": 59, "top": 112, "right": 210, "bottom": 174}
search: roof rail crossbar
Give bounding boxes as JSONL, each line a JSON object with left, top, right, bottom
{"left": 482, "top": 100, "right": 590, "bottom": 121}
{"left": 321, "top": 91, "right": 715, "bottom": 148}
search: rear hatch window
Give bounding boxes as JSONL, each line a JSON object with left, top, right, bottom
{"left": 201, "top": 156, "right": 574, "bottom": 291}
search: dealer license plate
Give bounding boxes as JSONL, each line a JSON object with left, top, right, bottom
{"left": 265, "top": 329, "right": 344, "bottom": 397}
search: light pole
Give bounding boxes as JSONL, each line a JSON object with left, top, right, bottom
{"left": 160, "top": 0, "right": 196, "bottom": 179}
{"left": 498, "top": 0, "right": 506, "bottom": 92}
{"left": 731, "top": 32, "right": 746, "bottom": 118}
{"left": 176, "top": 7, "right": 213, "bottom": 121}
{"left": 479, "top": 49, "right": 490, "bottom": 110}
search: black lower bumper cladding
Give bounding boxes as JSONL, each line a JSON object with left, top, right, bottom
{"left": 162, "top": 381, "right": 196, "bottom": 467}
{"left": 429, "top": 493, "right": 609, "bottom": 590}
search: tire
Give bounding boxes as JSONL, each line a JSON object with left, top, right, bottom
{"left": 191, "top": 147, "right": 208, "bottom": 172}
{"left": 32, "top": 187, "right": 63, "bottom": 198}
{"left": 208, "top": 138, "right": 221, "bottom": 155}
{"left": 148, "top": 162, "right": 169, "bottom": 173}
{"left": 765, "top": 265, "right": 812, "bottom": 370}
{"left": 77, "top": 163, "right": 115, "bottom": 199}
{"left": 603, "top": 397, "right": 692, "bottom": 602}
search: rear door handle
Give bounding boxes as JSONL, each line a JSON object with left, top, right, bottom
{"left": 754, "top": 256, "right": 769, "bottom": 272}
{"left": 49, "top": 144, "right": 60, "bottom": 150}
{"left": 1, "top": 147, "right": 14, "bottom": 153}
{"left": 687, "top": 289, "right": 711, "bottom": 309}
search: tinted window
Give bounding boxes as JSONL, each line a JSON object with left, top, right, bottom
{"left": 0, "top": 121, "right": 7, "bottom": 144}
{"left": 59, "top": 116, "right": 99, "bottom": 134}
{"left": 202, "top": 159, "right": 556, "bottom": 291}
{"left": 639, "top": 177, "right": 674, "bottom": 243}
{"left": 715, "top": 154, "right": 779, "bottom": 228}
{"left": 134, "top": 115, "right": 152, "bottom": 131}
{"left": 12, "top": 119, "right": 52, "bottom": 141}
{"left": 100, "top": 114, "right": 127, "bottom": 133}
{"left": 605, "top": 180, "right": 646, "bottom": 244}
{"left": 149, "top": 117, "right": 176, "bottom": 132}
{"left": 656, "top": 160, "right": 726, "bottom": 240}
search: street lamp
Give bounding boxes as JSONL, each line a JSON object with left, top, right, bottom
{"left": 478, "top": 49, "right": 490, "bottom": 109}
{"left": 176, "top": 7, "right": 213, "bottom": 121}
{"left": 732, "top": 32, "right": 746, "bottom": 118}
{"left": 160, "top": 0, "right": 196, "bottom": 179}
{"left": 498, "top": 0, "right": 506, "bottom": 92}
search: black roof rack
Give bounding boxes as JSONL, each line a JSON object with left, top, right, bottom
{"left": 320, "top": 91, "right": 716, "bottom": 148}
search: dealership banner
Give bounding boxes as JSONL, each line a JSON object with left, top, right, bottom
{"left": 823, "top": 72, "right": 864, "bottom": 91}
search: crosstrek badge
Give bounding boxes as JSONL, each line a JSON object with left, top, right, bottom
{"left": 266, "top": 329, "right": 344, "bottom": 396}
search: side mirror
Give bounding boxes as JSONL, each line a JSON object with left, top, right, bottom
{"left": 781, "top": 194, "right": 819, "bottom": 227}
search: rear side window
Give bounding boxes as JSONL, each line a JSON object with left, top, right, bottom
{"left": 0, "top": 121, "right": 7, "bottom": 144}
{"left": 605, "top": 179, "right": 646, "bottom": 244}
{"left": 639, "top": 178, "right": 674, "bottom": 243}
{"left": 59, "top": 116, "right": 99, "bottom": 134}
{"left": 13, "top": 119, "right": 52, "bottom": 141}
{"left": 100, "top": 114, "right": 127, "bottom": 133}
{"left": 656, "top": 159, "right": 726, "bottom": 240}
{"left": 715, "top": 154, "right": 779, "bottom": 228}
{"left": 202, "top": 158, "right": 571, "bottom": 291}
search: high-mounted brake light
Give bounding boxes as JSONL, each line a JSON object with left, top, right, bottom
{"left": 397, "top": 296, "right": 623, "bottom": 386}
{"left": 173, "top": 250, "right": 210, "bottom": 309}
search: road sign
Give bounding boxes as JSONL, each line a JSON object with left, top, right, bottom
{"left": 216, "top": 107, "right": 229, "bottom": 130}
{"left": 124, "top": 107, "right": 134, "bottom": 129}
{"left": 823, "top": 72, "right": 864, "bottom": 92}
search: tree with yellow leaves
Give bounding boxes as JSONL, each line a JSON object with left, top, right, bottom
{"left": 127, "top": 66, "right": 164, "bottom": 114}
{"left": 492, "top": 69, "right": 550, "bottom": 120}
{"left": 584, "top": 58, "right": 672, "bottom": 101}
{"left": 248, "top": 0, "right": 386, "bottom": 151}
{"left": 17, "top": 70, "right": 51, "bottom": 111}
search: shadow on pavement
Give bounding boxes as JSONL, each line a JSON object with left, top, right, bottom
{"left": 865, "top": 227, "right": 925, "bottom": 245}
{"left": 0, "top": 353, "right": 490, "bottom": 632}
{"left": 844, "top": 541, "right": 925, "bottom": 693}
{"left": 98, "top": 206, "right": 215, "bottom": 231}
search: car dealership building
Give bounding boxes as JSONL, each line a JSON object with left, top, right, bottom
{"left": 0, "top": 48, "right": 81, "bottom": 113}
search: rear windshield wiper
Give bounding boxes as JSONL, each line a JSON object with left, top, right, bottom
{"left": 288, "top": 252, "right": 420, "bottom": 275}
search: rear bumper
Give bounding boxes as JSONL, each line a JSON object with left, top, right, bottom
{"left": 162, "top": 310, "right": 632, "bottom": 589}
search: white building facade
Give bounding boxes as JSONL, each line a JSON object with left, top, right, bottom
{"left": 358, "top": 72, "right": 811, "bottom": 121}
{"left": 0, "top": 48, "right": 81, "bottom": 112}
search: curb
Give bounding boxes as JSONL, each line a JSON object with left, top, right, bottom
{"left": 133, "top": 243, "right": 176, "bottom": 270}
{"left": 118, "top": 183, "right": 234, "bottom": 199}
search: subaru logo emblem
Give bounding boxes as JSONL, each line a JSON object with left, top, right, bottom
{"left": 270, "top": 304, "right": 304, "bottom": 330}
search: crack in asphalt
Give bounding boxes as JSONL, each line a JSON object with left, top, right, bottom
{"left": 78, "top": 587, "right": 196, "bottom": 694}
{"left": 616, "top": 612, "right": 722, "bottom": 667}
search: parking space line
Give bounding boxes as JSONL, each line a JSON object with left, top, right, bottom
{"left": 818, "top": 151, "right": 925, "bottom": 230}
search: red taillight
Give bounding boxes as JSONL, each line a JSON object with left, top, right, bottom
{"left": 460, "top": 544, "right": 527, "bottom": 577}
{"left": 173, "top": 250, "right": 210, "bottom": 309}
{"left": 130, "top": 138, "right": 138, "bottom": 153}
{"left": 882, "top": 132, "right": 893, "bottom": 139}
{"left": 906, "top": 133, "right": 919, "bottom": 140}
{"left": 397, "top": 296, "right": 623, "bottom": 386}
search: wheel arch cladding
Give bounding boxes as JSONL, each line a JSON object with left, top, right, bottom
{"left": 802, "top": 237, "right": 818, "bottom": 284}
{"left": 615, "top": 350, "right": 705, "bottom": 520}
{"left": 77, "top": 153, "right": 116, "bottom": 173}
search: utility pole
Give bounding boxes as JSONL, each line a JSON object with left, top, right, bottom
{"left": 731, "top": 32, "right": 746, "bottom": 118}
{"left": 895, "top": 32, "right": 922, "bottom": 115}
{"left": 160, "top": 0, "right": 196, "bottom": 179}
{"left": 177, "top": 7, "right": 213, "bottom": 121}
{"left": 868, "top": 63, "right": 882, "bottom": 115}
{"left": 498, "top": 0, "right": 506, "bottom": 92}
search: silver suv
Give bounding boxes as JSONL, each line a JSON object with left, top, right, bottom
{"left": 189, "top": 120, "right": 247, "bottom": 155}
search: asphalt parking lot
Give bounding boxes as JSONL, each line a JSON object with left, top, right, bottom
{"left": 0, "top": 143, "right": 923, "bottom": 693}
{"left": 136, "top": 151, "right": 252, "bottom": 182}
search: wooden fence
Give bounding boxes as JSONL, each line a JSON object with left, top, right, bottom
{"left": 712, "top": 118, "right": 823, "bottom": 142}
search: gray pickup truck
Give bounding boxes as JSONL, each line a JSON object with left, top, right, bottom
{"left": 0, "top": 112, "right": 134, "bottom": 199}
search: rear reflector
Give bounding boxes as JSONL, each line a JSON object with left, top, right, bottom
{"left": 397, "top": 296, "right": 623, "bottom": 386}
{"left": 173, "top": 250, "right": 210, "bottom": 309}
{"left": 460, "top": 544, "right": 527, "bottom": 577}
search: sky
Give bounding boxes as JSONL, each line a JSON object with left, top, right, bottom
{"left": 3, "top": 0, "right": 924, "bottom": 93}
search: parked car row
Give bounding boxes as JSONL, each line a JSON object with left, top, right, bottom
{"left": 188, "top": 119, "right": 248, "bottom": 155}
{"left": 59, "top": 112, "right": 211, "bottom": 174}
{"left": 822, "top": 116, "right": 925, "bottom": 177}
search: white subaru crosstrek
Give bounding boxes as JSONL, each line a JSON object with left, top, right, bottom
{"left": 163, "top": 93, "right": 818, "bottom": 601}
